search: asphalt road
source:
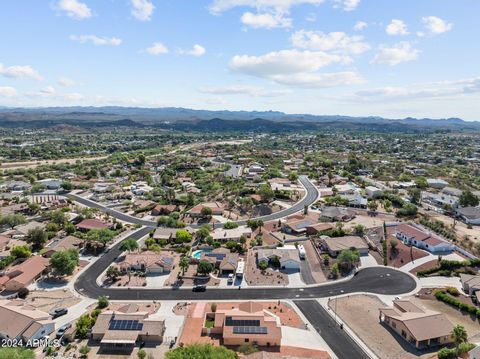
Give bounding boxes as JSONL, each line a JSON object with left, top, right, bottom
{"left": 68, "top": 175, "right": 319, "bottom": 229}
{"left": 294, "top": 300, "right": 370, "bottom": 359}
{"left": 75, "top": 228, "right": 416, "bottom": 300}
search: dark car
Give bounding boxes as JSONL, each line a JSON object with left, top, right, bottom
{"left": 192, "top": 285, "right": 206, "bottom": 292}
{"left": 55, "top": 323, "right": 72, "bottom": 339}
{"left": 49, "top": 307, "right": 68, "bottom": 319}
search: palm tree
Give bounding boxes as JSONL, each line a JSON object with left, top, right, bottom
{"left": 452, "top": 324, "right": 468, "bottom": 358}
{"left": 179, "top": 256, "right": 190, "bottom": 276}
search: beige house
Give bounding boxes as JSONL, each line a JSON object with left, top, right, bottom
{"left": 0, "top": 256, "right": 49, "bottom": 292}
{"left": 187, "top": 202, "right": 224, "bottom": 218}
{"left": 0, "top": 299, "right": 55, "bottom": 340}
{"left": 460, "top": 274, "right": 480, "bottom": 297}
{"left": 321, "top": 235, "right": 369, "bottom": 257}
{"left": 91, "top": 304, "right": 165, "bottom": 352}
{"left": 379, "top": 299, "right": 453, "bottom": 349}
{"left": 204, "top": 301, "right": 282, "bottom": 347}
{"left": 122, "top": 251, "right": 174, "bottom": 274}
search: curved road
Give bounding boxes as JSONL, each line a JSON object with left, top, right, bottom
{"left": 68, "top": 175, "right": 319, "bottom": 228}
{"left": 75, "top": 227, "right": 417, "bottom": 300}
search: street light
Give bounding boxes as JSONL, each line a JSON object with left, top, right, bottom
{"left": 334, "top": 290, "right": 344, "bottom": 326}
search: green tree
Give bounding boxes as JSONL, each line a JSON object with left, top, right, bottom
{"left": 415, "top": 176, "right": 428, "bottom": 189}
{"left": 50, "top": 249, "right": 79, "bottom": 276}
{"left": 0, "top": 347, "right": 35, "bottom": 359}
{"left": 197, "top": 260, "right": 213, "bottom": 275}
{"left": 49, "top": 210, "right": 67, "bottom": 226}
{"left": 460, "top": 190, "right": 480, "bottom": 207}
{"left": 79, "top": 345, "right": 91, "bottom": 358}
{"left": 337, "top": 249, "right": 360, "bottom": 271}
{"left": 65, "top": 222, "right": 76, "bottom": 234}
{"left": 137, "top": 349, "right": 147, "bottom": 359}
{"left": 223, "top": 222, "right": 239, "bottom": 229}
{"left": 97, "top": 295, "right": 109, "bottom": 309}
{"left": 26, "top": 227, "right": 48, "bottom": 250}
{"left": 408, "top": 188, "right": 421, "bottom": 205}
{"left": 201, "top": 207, "right": 213, "bottom": 218}
{"left": 60, "top": 181, "right": 74, "bottom": 191}
{"left": 0, "top": 214, "right": 26, "bottom": 229}
{"left": 106, "top": 265, "right": 121, "bottom": 281}
{"left": 175, "top": 229, "right": 192, "bottom": 244}
{"left": 165, "top": 344, "right": 237, "bottom": 359}
{"left": 452, "top": 325, "right": 468, "bottom": 357}
{"left": 367, "top": 200, "right": 378, "bottom": 212}
{"left": 119, "top": 239, "right": 139, "bottom": 252}
{"left": 257, "top": 184, "right": 274, "bottom": 202}
{"left": 353, "top": 224, "right": 365, "bottom": 236}
{"left": 179, "top": 256, "right": 190, "bottom": 276}
{"left": 11, "top": 245, "right": 31, "bottom": 259}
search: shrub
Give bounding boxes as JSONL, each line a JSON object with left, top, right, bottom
{"left": 446, "top": 287, "right": 459, "bottom": 296}
{"left": 97, "top": 295, "right": 109, "bottom": 309}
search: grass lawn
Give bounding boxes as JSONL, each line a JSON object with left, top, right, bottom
{"left": 205, "top": 320, "right": 215, "bottom": 328}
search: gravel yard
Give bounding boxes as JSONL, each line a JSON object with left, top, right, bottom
{"left": 25, "top": 289, "right": 81, "bottom": 312}
{"left": 330, "top": 294, "right": 436, "bottom": 359}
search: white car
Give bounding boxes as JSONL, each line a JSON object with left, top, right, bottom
{"left": 227, "top": 273, "right": 234, "bottom": 284}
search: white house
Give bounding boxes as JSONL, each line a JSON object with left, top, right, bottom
{"left": 427, "top": 178, "right": 449, "bottom": 189}
{"left": 395, "top": 223, "right": 453, "bottom": 253}
{"left": 457, "top": 207, "right": 480, "bottom": 225}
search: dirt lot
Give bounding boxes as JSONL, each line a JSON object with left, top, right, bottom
{"left": 0, "top": 155, "right": 108, "bottom": 170}
{"left": 422, "top": 210, "right": 480, "bottom": 242}
{"left": 385, "top": 227, "right": 429, "bottom": 268}
{"left": 344, "top": 213, "right": 397, "bottom": 230}
{"left": 303, "top": 240, "right": 327, "bottom": 283}
{"left": 26, "top": 289, "right": 81, "bottom": 312}
{"left": 330, "top": 294, "right": 436, "bottom": 359}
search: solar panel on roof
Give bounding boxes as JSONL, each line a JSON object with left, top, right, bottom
{"left": 233, "top": 326, "right": 268, "bottom": 334}
{"left": 109, "top": 319, "right": 143, "bottom": 331}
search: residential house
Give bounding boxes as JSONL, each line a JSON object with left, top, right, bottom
{"left": 3, "top": 181, "right": 32, "bottom": 192}
{"left": 256, "top": 248, "right": 301, "bottom": 270}
{"left": 457, "top": 207, "right": 480, "bottom": 225}
{"left": 91, "top": 306, "right": 165, "bottom": 352}
{"left": 211, "top": 227, "right": 252, "bottom": 242}
{"left": 204, "top": 301, "right": 281, "bottom": 347}
{"left": 395, "top": 223, "right": 453, "bottom": 253}
{"left": 365, "top": 186, "right": 382, "bottom": 198}
{"left": 0, "top": 256, "right": 49, "bottom": 292}
{"left": 442, "top": 187, "right": 463, "bottom": 197}
{"left": 2, "top": 221, "right": 45, "bottom": 239}
{"left": 151, "top": 204, "right": 177, "bottom": 216}
{"left": 153, "top": 227, "right": 195, "bottom": 242}
{"left": 122, "top": 251, "right": 174, "bottom": 274}
{"left": 219, "top": 253, "right": 239, "bottom": 275}
{"left": 379, "top": 299, "right": 453, "bottom": 348}
{"left": 320, "top": 207, "right": 355, "bottom": 222}
{"left": 35, "top": 179, "right": 62, "bottom": 190}
{"left": 76, "top": 219, "right": 111, "bottom": 232}
{"left": 187, "top": 202, "right": 225, "bottom": 218}
{"left": 43, "top": 235, "right": 83, "bottom": 258}
{"left": 422, "top": 192, "right": 459, "bottom": 209}
{"left": 321, "top": 236, "right": 369, "bottom": 257}
{"left": 460, "top": 274, "right": 480, "bottom": 298}
{"left": 0, "top": 300, "right": 55, "bottom": 340}
{"left": 427, "top": 178, "right": 449, "bottom": 189}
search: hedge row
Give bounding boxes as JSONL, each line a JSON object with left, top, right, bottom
{"left": 435, "top": 291, "right": 480, "bottom": 318}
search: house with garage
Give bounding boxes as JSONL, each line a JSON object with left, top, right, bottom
{"left": 187, "top": 202, "right": 225, "bottom": 218}
{"left": 379, "top": 299, "right": 453, "bottom": 349}
{"left": 457, "top": 207, "right": 480, "bottom": 225}
{"left": 321, "top": 235, "right": 369, "bottom": 257}
{"left": 256, "top": 247, "right": 301, "bottom": 270}
{"left": 76, "top": 218, "right": 111, "bottom": 232}
{"left": 211, "top": 227, "right": 252, "bottom": 242}
{"left": 0, "top": 299, "right": 55, "bottom": 341}
{"left": 122, "top": 251, "right": 174, "bottom": 274}
{"left": 395, "top": 223, "right": 453, "bottom": 253}
{"left": 0, "top": 256, "right": 49, "bottom": 292}
{"left": 219, "top": 253, "right": 239, "bottom": 275}
{"left": 203, "top": 301, "right": 282, "bottom": 347}
{"left": 365, "top": 186, "right": 382, "bottom": 198}
{"left": 91, "top": 305, "right": 165, "bottom": 353}
{"left": 460, "top": 273, "right": 480, "bottom": 298}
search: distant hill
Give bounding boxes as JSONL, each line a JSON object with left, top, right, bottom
{"left": 0, "top": 106, "right": 478, "bottom": 132}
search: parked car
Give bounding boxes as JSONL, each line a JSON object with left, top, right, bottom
{"left": 227, "top": 273, "right": 234, "bottom": 284}
{"left": 192, "top": 285, "right": 206, "bottom": 292}
{"left": 55, "top": 323, "right": 72, "bottom": 339}
{"left": 49, "top": 307, "right": 68, "bottom": 318}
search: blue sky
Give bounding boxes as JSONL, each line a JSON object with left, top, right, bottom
{"left": 0, "top": 0, "right": 479, "bottom": 119}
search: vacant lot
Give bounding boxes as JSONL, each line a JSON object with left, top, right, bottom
{"left": 0, "top": 155, "right": 108, "bottom": 170}
{"left": 330, "top": 294, "right": 436, "bottom": 359}
{"left": 26, "top": 289, "right": 81, "bottom": 312}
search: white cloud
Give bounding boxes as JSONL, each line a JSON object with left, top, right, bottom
{"left": 58, "top": 77, "right": 77, "bottom": 87}
{"left": 422, "top": 16, "right": 453, "bottom": 35}
{"left": 56, "top": 0, "right": 92, "bottom": 19}
{"left": 0, "top": 86, "right": 17, "bottom": 97}
{"left": 146, "top": 42, "right": 169, "bottom": 55}
{"left": 371, "top": 42, "right": 419, "bottom": 66}
{"left": 353, "top": 21, "right": 367, "bottom": 31}
{"left": 342, "top": 0, "right": 360, "bottom": 11}
{"left": 386, "top": 19, "right": 409, "bottom": 36}
{"left": 291, "top": 30, "right": 370, "bottom": 54}
{"left": 209, "top": 0, "right": 324, "bottom": 14}
{"left": 198, "top": 85, "right": 291, "bottom": 97}
{"left": 130, "top": 0, "right": 155, "bottom": 21}
{"left": 241, "top": 12, "right": 291, "bottom": 29}
{"left": 178, "top": 44, "right": 206, "bottom": 57}
{"left": 306, "top": 13, "right": 317, "bottom": 22}
{"left": 70, "top": 35, "right": 122, "bottom": 46}
{"left": 230, "top": 49, "right": 361, "bottom": 87}
{"left": 0, "top": 63, "right": 43, "bottom": 81}
{"left": 40, "top": 86, "right": 56, "bottom": 95}
{"left": 353, "top": 77, "right": 480, "bottom": 102}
